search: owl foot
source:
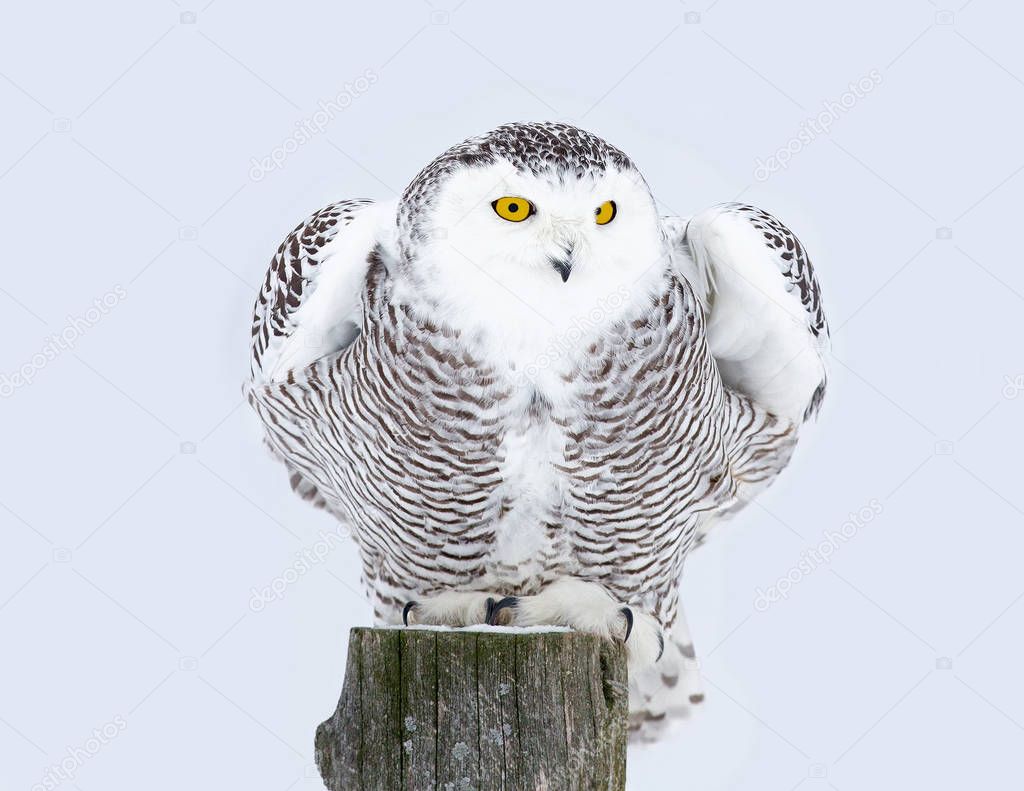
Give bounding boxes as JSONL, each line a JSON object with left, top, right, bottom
{"left": 401, "top": 591, "right": 515, "bottom": 627}
{"left": 486, "top": 578, "right": 665, "bottom": 669}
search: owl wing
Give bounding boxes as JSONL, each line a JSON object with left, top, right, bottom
{"left": 249, "top": 198, "right": 396, "bottom": 384}
{"left": 664, "top": 203, "right": 828, "bottom": 425}
{"left": 247, "top": 197, "right": 395, "bottom": 514}
{"left": 623, "top": 206, "right": 831, "bottom": 737}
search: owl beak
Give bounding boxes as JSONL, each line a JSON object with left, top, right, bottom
{"left": 549, "top": 240, "right": 574, "bottom": 283}
{"left": 550, "top": 259, "right": 572, "bottom": 283}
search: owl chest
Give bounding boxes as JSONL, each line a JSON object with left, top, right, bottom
{"left": 482, "top": 385, "right": 575, "bottom": 575}
{"left": 375, "top": 308, "right": 692, "bottom": 553}
{"left": 480, "top": 372, "right": 683, "bottom": 575}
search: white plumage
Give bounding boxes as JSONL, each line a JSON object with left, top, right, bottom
{"left": 246, "top": 122, "right": 828, "bottom": 736}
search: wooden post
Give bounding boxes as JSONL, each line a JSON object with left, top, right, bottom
{"left": 315, "top": 627, "right": 629, "bottom": 791}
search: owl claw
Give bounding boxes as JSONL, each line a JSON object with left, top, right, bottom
{"left": 620, "top": 607, "right": 634, "bottom": 642}
{"left": 486, "top": 596, "right": 519, "bottom": 626}
{"left": 402, "top": 601, "right": 417, "bottom": 627}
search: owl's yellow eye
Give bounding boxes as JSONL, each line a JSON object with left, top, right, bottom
{"left": 595, "top": 200, "right": 617, "bottom": 225}
{"left": 492, "top": 196, "right": 535, "bottom": 222}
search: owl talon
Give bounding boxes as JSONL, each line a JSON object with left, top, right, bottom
{"left": 402, "top": 601, "right": 417, "bottom": 627}
{"left": 621, "top": 607, "right": 634, "bottom": 642}
{"left": 486, "top": 596, "right": 519, "bottom": 626}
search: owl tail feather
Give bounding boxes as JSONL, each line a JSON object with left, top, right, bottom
{"left": 628, "top": 628, "right": 705, "bottom": 742}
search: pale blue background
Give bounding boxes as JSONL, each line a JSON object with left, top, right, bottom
{"left": 2, "top": 1, "right": 1023, "bottom": 789}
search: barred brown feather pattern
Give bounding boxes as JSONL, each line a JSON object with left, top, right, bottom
{"left": 722, "top": 202, "right": 829, "bottom": 338}
{"left": 247, "top": 254, "right": 793, "bottom": 630}
{"left": 250, "top": 199, "right": 373, "bottom": 379}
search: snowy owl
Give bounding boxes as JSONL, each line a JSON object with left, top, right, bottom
{"left": 246, "top": 121, "right": 828, "bottom": 734}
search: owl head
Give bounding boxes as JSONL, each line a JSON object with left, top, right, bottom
{"left": 393, "top": 122, "right": 667, "bottom": 336}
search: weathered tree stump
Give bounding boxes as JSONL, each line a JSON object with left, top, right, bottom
{"left": 315, "top": 627, "right": 628, "bottom": 791}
